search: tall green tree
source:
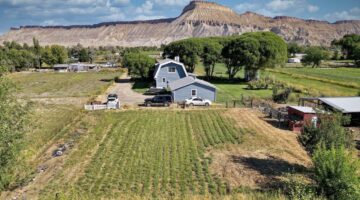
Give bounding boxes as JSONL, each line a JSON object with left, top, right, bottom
{"left": 288, "top": 42, "right": 303, "bottom": 57}
{"left": 163, "top": 40, "right": 202, "bottom": 73}
{"left": 7, "top": 49, "right": 34, "bottom": 70}
{"left": 353, "top": 43, "right": 360, "bottom": 67}
{"left": 32, "top": 37, "right": 42, "bottom": 68}
{"left": 222, "top": 32, "right": 287, "bottom": 81}
{"left": 41, "top": 46, "right": 56, "bottom": 66}
{"left": 122, "top": 52, "right": 155, "bottom": 79}
{"left": 201, "top": 42, "right": 222, "bottom": 80}
{"left": 302, "top": 47, "right": 329, "bottom": 68}
{"left": 0, "top": 67, "right": 28, "bottom": 191}
{"left": 50, "top": 45, "right": 68, "bottom": 64}
{"left": 222, "top": 36, "right": 260, "bottom": 80}
{"left": 246, "top": 32, "right": 287, "bottom": 81}
{"left": 78, "top": 48, "right": 90, "bottom": 62}
{"left": 334, "top": 34, "right": 360, "bottom": 59}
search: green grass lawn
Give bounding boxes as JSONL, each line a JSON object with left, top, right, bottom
{"left": 267, "top": 67, "right": 360, "bottom": 88}
{"left": 264, "top": 68, "right": 360, "bottom": 97}
{"left": 193, "top": 63, "right": 360, "bottom": 102}
{"left": 9, "top": 71, "right": 121, "bottom": 98}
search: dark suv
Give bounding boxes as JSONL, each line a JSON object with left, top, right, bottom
{"left": 144, "top": 95, "right": 173, "bottom": 107}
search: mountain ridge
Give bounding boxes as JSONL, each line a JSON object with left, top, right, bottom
{"left": 1, "top": 0, "right": 360, "bottom": 47}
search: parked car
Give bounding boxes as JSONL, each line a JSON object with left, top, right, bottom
{"left": 144, "top": 95, "right": 173, "bottom": 107}
{"left": 185, "top": 97, "right": 212, "bottom": 107}
{"left": 107, "top": 94, "right": 120, "bottom": 109}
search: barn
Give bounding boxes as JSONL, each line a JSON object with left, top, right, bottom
{"left": 169, "top": 76, "right": 217, "bottom": 102}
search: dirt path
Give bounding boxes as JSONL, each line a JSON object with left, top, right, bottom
{"left": 95, "top": 73, "right": 151, "bottom": 105}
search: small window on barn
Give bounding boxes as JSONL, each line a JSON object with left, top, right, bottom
{"left": 191, "top": 89, "right": 197, "bottom": 97}
{"left": 162, "top": 78, "right": 166, "bottom": 83}
{"left": 168, "top": 67, "right": 176, "bottom": 73}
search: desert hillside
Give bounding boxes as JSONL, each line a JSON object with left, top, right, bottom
{"left": 0, "top": 1, "right": 359, "bottom": 47}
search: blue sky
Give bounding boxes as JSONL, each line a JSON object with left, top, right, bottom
{"left": 0, "top": 0, "right": 359, "bottom": 34}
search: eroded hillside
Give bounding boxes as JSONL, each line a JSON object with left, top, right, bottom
{"left": 1, "top": 1, "right": 359, "bottom": 47}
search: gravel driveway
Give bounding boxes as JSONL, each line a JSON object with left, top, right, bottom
{"left": 96, "top": 75, "right": 152, "bottom": 105}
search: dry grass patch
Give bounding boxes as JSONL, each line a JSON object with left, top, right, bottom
{"left": 207, "top": 108, "right": 312, "bottom": 189}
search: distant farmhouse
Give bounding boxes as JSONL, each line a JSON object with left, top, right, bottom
{"left": 53, "top": 63, "right": 99, "bottom": 72}
{"left": 288, "top": 53, "right": 306, "bottom": 63}
{"left": 153, "top": 58, "right": 216, "bottom": 102}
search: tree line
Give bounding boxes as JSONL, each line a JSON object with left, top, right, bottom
{"left": 123, "top": 33, "right": 360, "bottom": 81}
{"left": 0, "top": 38, "right": 162, "bottom": 71}
{"left": 123, "top": 32, "right": 288, "bottom": 81}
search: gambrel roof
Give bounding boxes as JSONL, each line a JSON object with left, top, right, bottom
{"left": 154, "top": 59, "right": 188, "bottom": 79}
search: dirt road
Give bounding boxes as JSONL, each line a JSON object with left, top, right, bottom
{"left": 96, "top": 73, "right": 152, "bottom": 105}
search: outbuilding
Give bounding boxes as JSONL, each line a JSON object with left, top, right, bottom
{"left": 288, "top": 58, "right": 301, "bottom": 63}
{"left": 319, "top": 97, "right": 360, "bottom": 125}
{"left": 53, "top": 64, "right": 69, "bottom": 72}
{"left": 287, "top": 106, "right": 318, "bottom": 132}
{"left": 169, "top": 76, "right": 217, "bottom": 102}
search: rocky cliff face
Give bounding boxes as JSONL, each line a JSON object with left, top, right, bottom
{"left": 1, "top": 1, "right": 359, "bottom": 47}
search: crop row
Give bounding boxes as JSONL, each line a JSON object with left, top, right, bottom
{"left": 46, "top": 110, "right": 241, "bottom": 198}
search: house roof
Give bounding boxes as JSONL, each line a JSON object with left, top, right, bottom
{"left": 154, "top": 59, "right": 188, "bottom": 79}
{"left": 288, "top": 106, "right": 316, "bottom": 114}
{"left": 53, "top": 64, "right": 69, "bottom": 68}
{"left": 169, "top": 76, "right": 216, "bottom": 91}
{"left": 319, "top": 97, "right": 360, "bottom": 113}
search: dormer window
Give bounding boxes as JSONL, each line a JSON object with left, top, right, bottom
{"left": 168, "top": 67, "right": 176, "bottom": 73}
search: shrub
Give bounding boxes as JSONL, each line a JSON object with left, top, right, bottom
{"left": 313, "top": 145, "right": 360, "bottom": 200}
{"left": 300, "top": 113, "right": 353, "bottom": 153}
{"left": 272, "top": 84, "right": 292, "bottom": 103}
{"left": 284, "top": 175, "right": 321, "bottom": 200}
{"left": 247, "top": 76, "right": 275, "bottom": 90}
{"left": 0, "top": 73, "right": 29, "bottom": 191}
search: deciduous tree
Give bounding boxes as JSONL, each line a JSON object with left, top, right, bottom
{"left": 163, "top": 40, "right": 201, "bottom": 73}
{"left": 50, "top": 45, "right": 68, "bottom": 64}
{"left": 288, "top": 42, "right": 303, "bottom": 57}
{"left": 302, "top": 47, "right": 329, "bottom": 68}
{"left": 201, "top": 42, "right": 222, "bottom": 80}
{"left": 222, "top": 36, "right": 260, "bottom": 80}
{"left": 333, "top": 34, "right": 360, "bottom": 59}
{"left": 122, "top": 52, "right": 155, "bottom": 79}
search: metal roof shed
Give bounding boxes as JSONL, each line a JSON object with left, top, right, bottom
{"left": 319, "top": 97, "right": 360, "bottom": 114}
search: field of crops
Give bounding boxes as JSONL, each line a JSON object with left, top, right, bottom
{"left": 264, "top": 68, "right": 360, "bottom": 97}
{"left": 37, "top": 110, "right": 242, "bottom": 199}
{"left": 9, "top": 71, "right": 121, "bottom": 98}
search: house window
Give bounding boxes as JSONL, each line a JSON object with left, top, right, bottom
{"left": 168, "top": 67, "right": 176, "bottom": 73}
{"left": 191, "top": 89, "right": 197, "bottom": 97}
{"left": 162, "top": 78, "right": 166, "bottom": 83}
